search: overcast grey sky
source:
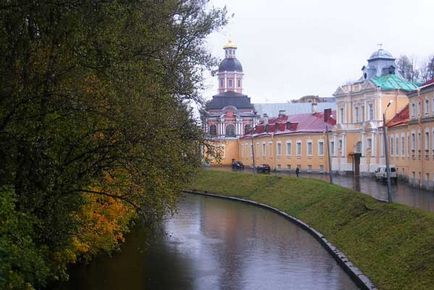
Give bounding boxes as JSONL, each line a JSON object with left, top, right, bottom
{"left": 202, "top": 0, "right": 434, "bottom": 103}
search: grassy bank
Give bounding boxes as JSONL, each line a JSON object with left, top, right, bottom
{"left": 189, "top": 170, "right": 434, "bottom": 290}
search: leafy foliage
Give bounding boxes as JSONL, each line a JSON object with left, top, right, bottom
{"left": 0, "top": 0, "right": 226, "bottom": 288}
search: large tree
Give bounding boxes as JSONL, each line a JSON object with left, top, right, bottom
{"left": 420, "top": 55, "right": 434, "bottom": 82}
{"left": 0, "top": 0, "right": 226, "bottom": 288}
{"left": 396, "top": 55, "right": 418, "bottom": 82}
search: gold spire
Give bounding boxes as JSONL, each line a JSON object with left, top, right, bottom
{"left": 223, "top": 39, "right": 237, "bottom": 49}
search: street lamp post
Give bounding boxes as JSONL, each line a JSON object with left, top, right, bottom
{"left": 326, "top": 124, "right": 333, "bottom": 184}
{"left": 383, "top": 101, "right": 393, "bottom": 202}
{"left": 250, "top": 127, "right": 256, "bottom": 174}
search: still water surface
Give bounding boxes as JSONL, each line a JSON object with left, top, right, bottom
{"left": 55, "top": 194, "right": 358, "bottom": 290}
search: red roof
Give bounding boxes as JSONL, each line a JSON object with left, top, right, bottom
{"left": 422, "top": 78, "right": 434, "bottom": 87}
{"left": 243, "top": 110, "right": 336, "bottom": 138}
{"left": 387, "top": 105, "right": 409, "bottom": 128}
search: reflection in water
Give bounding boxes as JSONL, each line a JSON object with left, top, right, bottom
{"left": 210, "top": 167, "right": 434, "bottom": 212}
{"left": 53, "top": 194, "right": 358, "bottom": 290}
{"left": 308, "top": 173, "right": 434, "bottom": 212}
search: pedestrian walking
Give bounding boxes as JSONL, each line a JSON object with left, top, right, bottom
{"left": 295, "top": 167, "right": 300, "bottom": 177}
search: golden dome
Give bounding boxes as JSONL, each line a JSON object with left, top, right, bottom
{"left": 223, "top": 39, "right": 237, "bottom": 49}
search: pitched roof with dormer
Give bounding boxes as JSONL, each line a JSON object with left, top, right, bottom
{"left": 242, "top": 110, "right": 336, "bottom": 138}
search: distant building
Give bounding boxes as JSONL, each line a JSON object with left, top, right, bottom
{"left": 405, "top": 80, "right": 434, "bottom": 189}
{"left": 291, "top": 95, "right": 335, "bottom": 103}
{"left": 331, "top": 48, "right": 418, "bottom": 175}
{"left": 238, "top": 109, "right": 336, "bottom": 173}
{"left": 254, "top": 102, "right": 336, "bottom": 118}
{"left": 202, "top": 41, "right": 258, "bottom": 165}
{"left": 202, "top": 43, "right": 434, "bottom": 190}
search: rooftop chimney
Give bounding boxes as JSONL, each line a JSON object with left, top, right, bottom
{"left": 324, "top": 108, "right": 332, "bottom": 123}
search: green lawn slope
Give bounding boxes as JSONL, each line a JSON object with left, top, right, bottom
{"left": 188, "top": 170, "right": 434, "bottom": 290}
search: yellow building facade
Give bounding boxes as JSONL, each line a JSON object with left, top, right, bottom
{"left": 204, "top": 43, "right": 434, "bottom": 190}
{"left": 406, "top": 81, "right": 434, "bottom": 189}
{"left": 238, "top": 110, "right": 335, "bottom": 174}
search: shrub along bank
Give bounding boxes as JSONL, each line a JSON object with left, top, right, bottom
{"left": 189, "top": 170, "right": 434, "bottom": 290}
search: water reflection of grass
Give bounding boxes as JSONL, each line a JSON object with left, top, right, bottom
{"left": 189, "top": 169, "right": 434, "bottom": 290}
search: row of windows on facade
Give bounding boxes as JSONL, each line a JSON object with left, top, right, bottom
{"left": 241, "top": 140, "right": 329, "bottom": 158}
{"left": 389, "top": 128, "right": 434, "bottom": 157}
{"left": 410, "top": 96, "right": 434, "bottom": 119}
{"left": 241, "top": 131, "right": 434, "bottom": 159}
{"left": 219, "top": 78, "right": 241, "bottom": 88}
{"left": 209, "top": 124, "right": 251, "bottom": 137}
{"left": 338, "top": 103, "right": 375, "bottom": 123}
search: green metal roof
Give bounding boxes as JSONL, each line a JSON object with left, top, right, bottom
{"left": 370, "top": 74, "right": 419, "bottom": 92}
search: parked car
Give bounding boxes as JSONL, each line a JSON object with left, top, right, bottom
{"left": 232, "top": 160, "right": 245, "bottom": 170}
{"left": 374, "top": 166, "right": 397, "bottom": 181}
{"left": 256, "top": 164, "right": 271, "bottom": 173}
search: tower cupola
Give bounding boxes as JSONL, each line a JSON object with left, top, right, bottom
{"left": 362, "top": 46, "right": 397, "bottom": 80}
{"left": 217, "top": 40, "right": 244, "bottom": 93}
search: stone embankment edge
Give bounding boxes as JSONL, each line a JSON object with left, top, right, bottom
{"left": 183, "top": 190, "right": 377, "bottom": 290}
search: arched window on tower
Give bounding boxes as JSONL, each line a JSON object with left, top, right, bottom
{"left": 245, "top": 124, "right": 252, "bottom": 134}
{"left": 209, "top": 125, "right": 217, "bottom": 136}
{"left": 225, "top": 124, "right": 236, "bottom": 137}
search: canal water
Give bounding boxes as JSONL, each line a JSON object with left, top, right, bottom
{"left": 54, "top": 194, "right": 358, "bottom": 290}
{"left": 211, "top": 167, "right": 434, "bottom": 212}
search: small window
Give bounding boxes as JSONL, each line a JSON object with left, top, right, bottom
{"left": 318, "top": 141, "right": 324, "bottom": 155}
{"left": 355, "top": 107, "right": 359, "bottom": 123}
{"left": 307, "top": 142, "right": 313, "bottom": 155}
{"left": 296, "top": 142, "right": 302, "bottom": 155}
{"left": 277, "top": 143, "right": 282, "bottom": 156}
{"left": 225, "top": 124, "right": 235, "bottom": 137}
{"left": 237, "top": 79, "right": 241, "bottom": 88}
{"left": 244, "top": 124, "right": 251, "bottom": 134}
{"left": 209, "top": 124, "right": 217, "bottom": 136}
{"left": 286, "top": 142, "right": 292, "bottom": 156}
{"left": 228, "top": 79, "right": 233, "bottom": 88}
{"left": 340, "top": 108, "right": 344, "bottom": 123}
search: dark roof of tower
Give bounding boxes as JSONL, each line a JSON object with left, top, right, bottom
{"left": 205, "top": 91, "right": 253, "bottom": 110}
{"left": 218, "top": 58, "right": 243, "bottom": 72}
{"left": 368, "top": 48, "right": 395, "bottom": 61}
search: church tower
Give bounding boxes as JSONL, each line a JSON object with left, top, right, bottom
{"left": 202, "top": 40, "right": 258, "bottom": 165}
{"left": 217, "top": 40, "right": 244, "bottom": 94}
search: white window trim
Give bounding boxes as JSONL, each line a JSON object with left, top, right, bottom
{"left": 286, "top": 141, "right": 292, "bottom": 156}
{"left": 317, "top": 139, "right": 324, "bottom": 156}
{"left": 307, "top": 140, "right": 313, "bottom": 156}
{"left": 296, "top": 140, "right": 302, "bottom": 156}
{"left": 276, "top": 142, "right": 282, "bottom": 156}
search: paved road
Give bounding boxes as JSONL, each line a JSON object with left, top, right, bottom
{"left": 210, "top": 167, "right": 434, "bottom": 213}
